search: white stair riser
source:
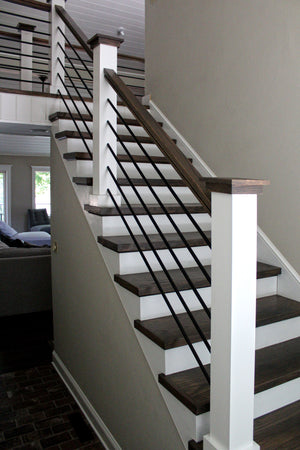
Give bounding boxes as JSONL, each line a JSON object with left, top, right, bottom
{"left": 69, "top": 156, "right": 181, "bottom": 180}
{"left": 55, "top": 119, "right": 149, "bottom": 137}
{"left": 60, "top": 101, "right": 135, "bottom": 119}
{"left": 158, "top": 317, "right": 300, "bottom": 375}
{"left": 61, "top": 137, "right": 163, "bottom": 157}
{"left": 120, "top": 185, "right": 197, "bottom": 205}
{"left": 140, "top": 277, "right": 278, "bottom": 320}
{"left": 115, "top": 276, "right": 277, "bottom": 322}
{"left": 99, "top": 212, "right": 211, "bottom": 237}
{"left": 102, "top": 244, "right": 211, "bottom": 275}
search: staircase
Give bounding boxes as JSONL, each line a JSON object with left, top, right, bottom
{"left": 1, "top": 0, "right": 298, "bottom": 447}
{"left": 49, "top": 78, "right": 300, "bottom": 447}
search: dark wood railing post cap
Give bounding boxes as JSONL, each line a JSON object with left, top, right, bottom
{"left": 88, "top": 34, "right": 124, "bottom": 50}
{"left": 18, "top": 23, "right": 36, "bottom": 32}
{"left": 203, "top": 178, "right": 270, "bottom": 195}
{"left": 47, "top": 0, "right": 67, "bottom": 3}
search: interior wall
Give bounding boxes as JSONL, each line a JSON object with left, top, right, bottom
{"left": 51, "top": 139, "right": 185, "bottom": 450}
{"left": 0, "top": 154, "right": 50, "bottom": 231}
{"left": 145, "top": 0, "right": 300, "bottom": 274}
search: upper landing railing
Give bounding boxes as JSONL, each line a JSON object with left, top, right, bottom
{"left": 0, "top": 0, "right": 145, "bottom": 94}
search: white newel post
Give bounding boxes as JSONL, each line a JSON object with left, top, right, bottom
{"left": 18, "top": 23, "right": 35, "bottom": 91}
{"left": 203, "top": 179, "right": 269, "bottom": 450}
{"left": 88, "top": 34, "right": 123, "bottom": 207}
{"left": 48, "top": 0, "right": 66, "bottom": 94}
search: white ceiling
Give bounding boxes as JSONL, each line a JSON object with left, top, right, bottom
{"left": 66, "top": 0, "right": 145, "bottom": 59}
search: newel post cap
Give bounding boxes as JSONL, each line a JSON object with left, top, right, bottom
{"left": 203, "top": 177, "right": 270, "bottom": 195}
{"left": 88, "top": 34, "right": 124, "bottom": 50}
{"left": 18, "top": 23, "right": 36, "bottom": 32}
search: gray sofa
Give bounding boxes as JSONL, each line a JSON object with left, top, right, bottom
{"left": 0, "top": 246, "right": 52, "bottom": 317}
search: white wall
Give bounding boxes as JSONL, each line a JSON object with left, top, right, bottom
{"left": 50, "top": 139, "right": 185, "bottom": 449}
{"left": 146, "top": 0, "right": 300, "bottom": 274}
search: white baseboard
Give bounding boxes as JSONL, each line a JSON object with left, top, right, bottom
{"left": 52, "top": 351, "right": 121, "bottom": 450}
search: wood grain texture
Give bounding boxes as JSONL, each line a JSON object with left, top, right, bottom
{"left": 64, "top": 152, "right": 180, "bottom": 164}
{"left": 159, "top": 337, "right": 300, "bottom": 415}
{"left": 134, "top": 295, "right": 300, "bottom": 349}
{"left": 98, "top": 230, "right": 210, "bottom": 253}
{"left": 85, "top": 203, "right": 206, "bottom": 219}
{"left": 88, "top": 33, "right": 123, "bottom": 49}
{"left": 73, "top": 177, "right": 186, "bottom": 187}
{"left": 55, "top": 130, "right": 162, "bottom": 144}
{"left": 104, "top": 68, "right": 212, "bottom": 213}
{"left": 49, "top": 112, "right": 157, "bottom": 127}
{"left": 203, "top": 177, "right": 270, "bottom": 195}
{"left": 114, "top": 262, "right": 281, "bottom": 297}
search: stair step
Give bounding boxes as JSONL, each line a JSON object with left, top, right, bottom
{"left": 49, "top": 111, "right": 162, "bottom": 127}
{"left": 98, "top": 230, "right": 211, "bottom": 253}
{"left": 189, "top": 399, "right": 300, "bottom": 449}
{"left": 159, "top": 337, "right": 300, "bottom": 415}
{"left": 134, "top": 295, "right": 300, "bottom": 349}
{"left": 63, "top": 152, "right": 187, "bottom": 165}
{"left": 63, "top": 152, "right": 184, "bottom": 165}
{"left": 56, "top": 130, "right": 164, "bottom": 144}
{"left": 114, "top": 262, "right": 281, "bottom": 297}
{"left": 73, "top": 177, "right": 187, "bottom": 188}
{"left": 85, "top": 203, "right": 206, "bottom": 218}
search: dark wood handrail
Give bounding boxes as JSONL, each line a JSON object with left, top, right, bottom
{"left": 55, "top": 5, "right": 93, "bottom": 60}
{"left": 104, "top": 68, "right": 211, "bottom": 213}
{"left": 1, "top": 0, "right": 51, "bottom": 12}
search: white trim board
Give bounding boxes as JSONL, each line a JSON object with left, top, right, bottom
{"left": 148, "top": 99, "right": 300, "bottom": 302}
{"left": 52, "top": 351, "right": 121, "bottom": 450}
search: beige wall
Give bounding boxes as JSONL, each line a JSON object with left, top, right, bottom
{"left": 0, "top": 154, "right": 50, "bottom": 231}
{"left": 51, "top": 140, "right": 184, "bottom": 449}
{"left": 146, "top": 0, "right": 300, "bottom": 273}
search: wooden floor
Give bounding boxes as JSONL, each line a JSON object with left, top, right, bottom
{"left": 0, "top": 311, "right": 104, "bottom": 449}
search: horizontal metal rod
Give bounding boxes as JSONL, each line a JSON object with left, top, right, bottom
{"left": 0, "top": 10, "right": 50, "bottom": 24}
{"left": 106, "top": 185, "right": 210, "bottom": 384}
{"left": 0, "top": 36, "right": 50, "bottom": 48}
{"left": 0, "top": 75, "right": 50, "bottom": 84}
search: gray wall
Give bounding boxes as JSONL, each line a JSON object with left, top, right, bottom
{"left": 0, "top": 154, "right": 50, "bottom": 231}
{"left": 51, "top": 139, "right": 185, "bottom": 450}
{"left": 146, "top": 0, "right": 300, "bottom": 273}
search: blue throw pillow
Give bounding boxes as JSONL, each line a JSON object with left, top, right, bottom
{"left": 0, "top": 221, "right": 18, "bottom": 238}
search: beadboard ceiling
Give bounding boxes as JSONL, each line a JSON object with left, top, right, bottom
{"left": 0, "top": 0, "right": 145, "bottom": 157}
{"left": 66, "top": 0, "right": 145, "bottom": 59}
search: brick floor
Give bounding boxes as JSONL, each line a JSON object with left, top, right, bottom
{"left": 0, "top": 365, "right": 105, "bottom": 449}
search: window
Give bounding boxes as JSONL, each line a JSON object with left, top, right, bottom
{"left": 0, "top": 165, "right": 12, "bottom": 224}
{"left": 32, "top": 166, "right": 51, "bottom": 215}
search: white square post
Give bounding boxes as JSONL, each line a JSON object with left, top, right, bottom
{"left": 18, "top": 23, "right": 35, "bottom": 91}
{"left": 48, "top": 0, "right": 66, "bottom": 94}
{"left": 88, "top": 34, "right": 123, "bottom": 207}
{"left": 203, "top": 178, "right": 269, "bottom": 450}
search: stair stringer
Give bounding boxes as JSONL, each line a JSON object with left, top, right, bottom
{"left": 52, "top": 125, "right": 213, "bottom": 447}
{"left": 149, "top": 99, "right": 300, "bottom": 304}
{"left": 50, "top": 133, "right": 188, "bottom": 450}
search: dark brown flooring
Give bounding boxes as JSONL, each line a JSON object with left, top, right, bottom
{"left": 0, "top": 312, "right": 104, "bottom": 450}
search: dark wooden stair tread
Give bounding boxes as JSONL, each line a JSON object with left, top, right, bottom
{"left": 84, "top": 203, "right": 206, "bottom": 218}
{"left": 98, "top": 230, "right": 211, "bottom": 253}
{"left": 188, "top": 399, "right": 300, "bottom": 449}
{"left": 63, "top": 152, "right": 185, "bottom": 164}
{"left": 63, "top": 152, "right": 189, "bottom": 164}
{"left": 73, "top": 176, "right": 187, "bottom": 187}
{"left": 134, "top": 295, "right": 300, "bottom": 349}
{"left": 49, "top": 111, "right": 162, "bottom": 127}
{"left": 114, "top": 262, "right": 281, "bottom": 297}
{"left": 56, "top": 130, "right": 166, "bottom": 144}
{"left": 159, "top": 337, "right": 300, "bottom": 415}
